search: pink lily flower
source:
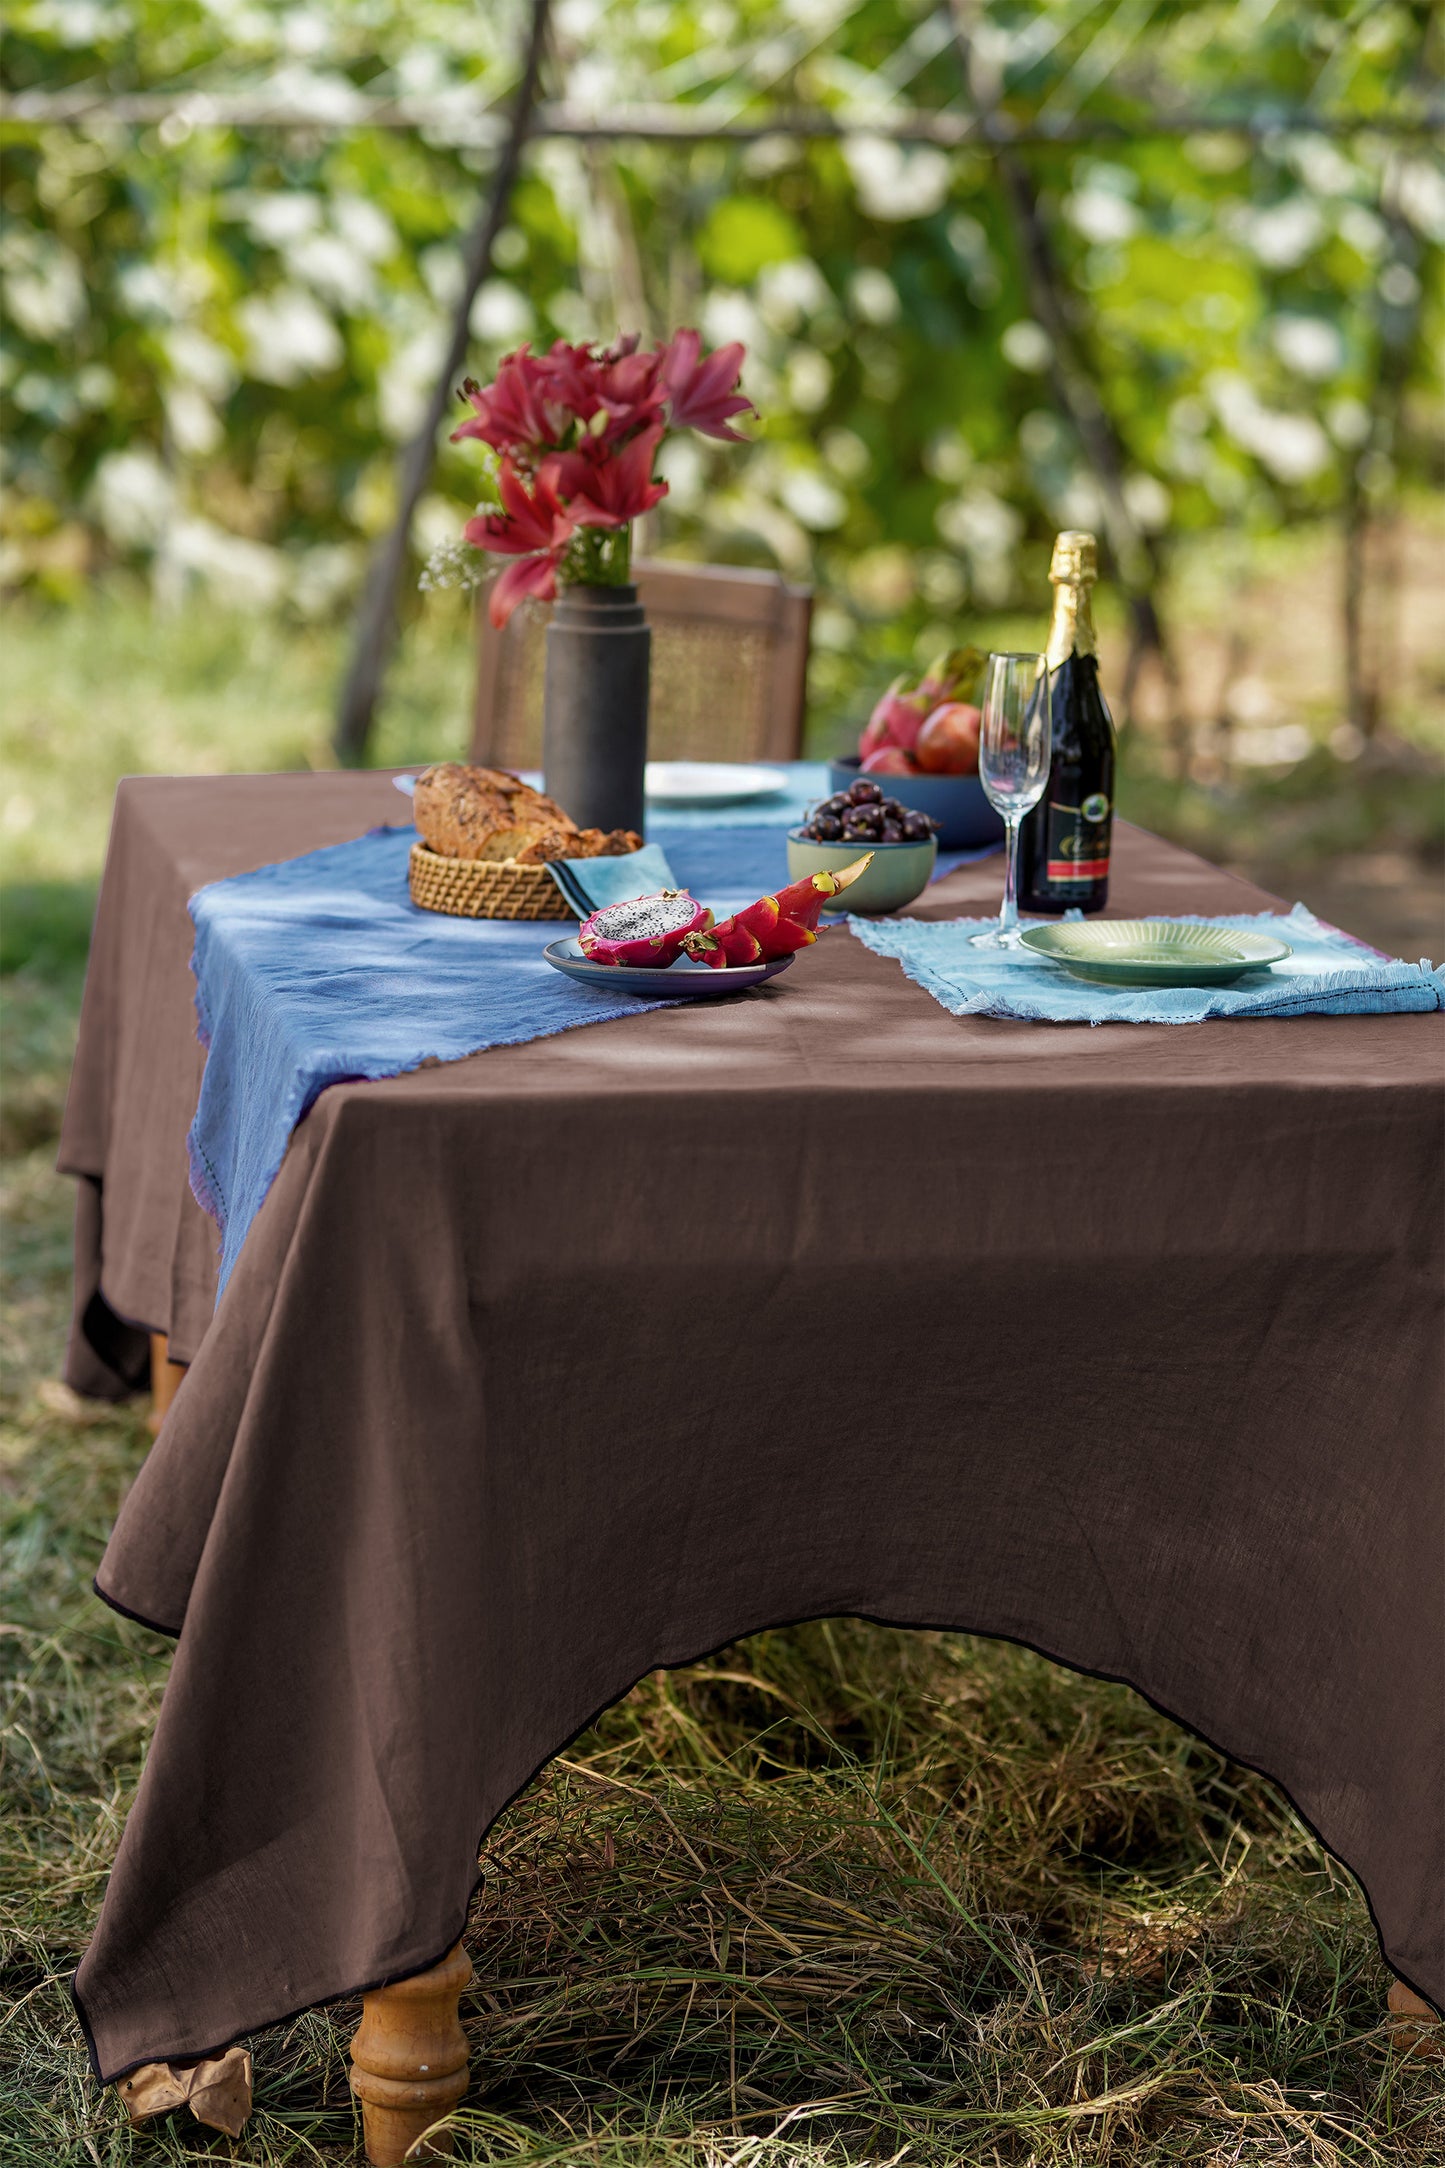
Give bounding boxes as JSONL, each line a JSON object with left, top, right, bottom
{"left": 548, "top": 425, "right": 669, "bottom": 528}
{"left": 443, "top": 332, "right": 750, "bottom": 616}
{"left": 451, "top": 348, "right": 558, "bottom": 454}
{"left": 660, "top": 330, "right": 752, "bottom": 441}
{"left": 463, "top": 459, "right": 576, "bottom": 625}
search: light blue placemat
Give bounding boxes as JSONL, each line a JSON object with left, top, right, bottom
{"left": 849, "top": 904, "right": 1445, "bottom": 1025}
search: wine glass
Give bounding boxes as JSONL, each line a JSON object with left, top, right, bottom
{"left": 970, "top": 652, "right": 1052, "bottom": 950}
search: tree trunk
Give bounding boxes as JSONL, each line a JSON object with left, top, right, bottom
{"left": 1344, "top": 149, "right": 1424, "bottom": 741}
{"left": 1342, "top": 456, "right": 1368, "bottom": 734}
{"left": 333, "top": 0, "right": 553, "bottom": 766}
{"left": 946, "top": 0, "right": 1181, "bottom": 739}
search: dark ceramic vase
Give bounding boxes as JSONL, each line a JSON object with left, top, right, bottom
{"left": 541, "top": 583, "right": 651, "bottom": 835}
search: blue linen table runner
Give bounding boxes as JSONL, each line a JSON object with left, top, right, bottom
{"left": 188, "top": 769, "right": 997, "bottom": 1293}
{"left": 850, "top": 904, "right": 1445, "bottom": 1025}
{"left": 188, "top": 823, "right": 777, "bottom": 1294}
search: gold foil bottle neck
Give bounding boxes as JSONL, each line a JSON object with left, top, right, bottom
{"left": 1045, "top": 530, "right": 1098, "bottom": 664}
{"left": 1050, "top": 530, "right": 1098, "bottom": 586}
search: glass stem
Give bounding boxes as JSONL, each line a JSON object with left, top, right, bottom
{"left": 999, "top": 814, "right": 1021, "bottom": 937}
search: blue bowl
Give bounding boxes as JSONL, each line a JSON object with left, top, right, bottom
{"left": 827, "top": 758, "right": 1003, "bottom": 850}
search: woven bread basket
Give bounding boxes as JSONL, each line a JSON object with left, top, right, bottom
{"left": 408, "top": 842, "right": 578, "bottom": 921}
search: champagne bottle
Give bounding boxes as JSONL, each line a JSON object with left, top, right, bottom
{"left": 1016, "top": 531, "right": 1116, "bottom": 915}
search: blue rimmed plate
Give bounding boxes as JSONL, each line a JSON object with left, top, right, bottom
{"left": 543, "top": 938, "right": 795, "bottom": 998}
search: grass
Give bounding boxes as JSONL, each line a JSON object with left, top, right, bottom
{"left": 0, "top": 590, "right": 478, "bottom": 975}
{"left": 2, "top": 553, "right": 1444, "bottom": 2162}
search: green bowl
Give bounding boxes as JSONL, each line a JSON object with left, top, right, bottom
{"left": 787, "top": 829, "right": 937, "bottom": 917}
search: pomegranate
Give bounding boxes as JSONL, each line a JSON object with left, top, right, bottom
{"left": 578, "top": 889, "right": 713, "bottom": 967}
{"left": 915, "top": 701, "right": 982, "bottom": 775}
{"left": 857, "top": 646, "right": 986, "bottom": 763}
{"left": 860, "top": 746, "right": 918, "bottom": 776}
{"left": 682, "top": 856, "right": 874, "bottom": 968}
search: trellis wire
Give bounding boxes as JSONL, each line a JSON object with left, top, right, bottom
{"left": 0, "top": 91, "right": 1438, "bottom": 143}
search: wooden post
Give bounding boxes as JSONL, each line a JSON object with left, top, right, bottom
{"left": 349, "top": 1942, "right": 472, "bottom": 2165}
{"left": 148, "top": 1334, "right": 187, "bottom": 1437}
{"left": 1388, "top": 1976, "right": 1444, "bottom": 2059}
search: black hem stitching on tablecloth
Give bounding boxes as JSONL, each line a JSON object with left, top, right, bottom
{"left": 73, "top": 1603, "right": 1443, "bottom": 2090}
{"left": 93, "top": 1576, "right": 182, "bottom": 1640}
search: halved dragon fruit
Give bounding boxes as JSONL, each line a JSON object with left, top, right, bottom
{"left": 578, "top": 888, "right": 714, "bottom": 967}
{"left": 682, "top": 855, "right": 874, "bottom": 968}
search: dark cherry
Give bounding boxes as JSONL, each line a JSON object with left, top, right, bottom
{"left": 812, "top": 814, "right": 843, "bottom": 840}
{"left": 847, "top": 779, "right": 884, "bottom": 805}
{"left": 881, "top": 821, "right": 904, "bottom": 841}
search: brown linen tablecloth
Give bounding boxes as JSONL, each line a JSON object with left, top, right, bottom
{"left": 60, "top": 774, "right": 1444, "bottom": 2080}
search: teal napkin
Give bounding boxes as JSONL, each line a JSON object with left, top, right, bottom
{"left": 547, "top": 842, "right": 678, "bottom": 918}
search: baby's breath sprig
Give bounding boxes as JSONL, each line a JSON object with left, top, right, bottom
{"left": 418, "top": 536, "right": 486, "bottom": 595}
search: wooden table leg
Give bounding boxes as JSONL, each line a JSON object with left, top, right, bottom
{"left": 1388, "top": 1976, "right": 1444, "bottom": 2058}
{"left": 349, "top": 1942, "right": 472, "bottom": 2165}
{"left": 148, "top": 1334, "right": 187, "bottom": 1437}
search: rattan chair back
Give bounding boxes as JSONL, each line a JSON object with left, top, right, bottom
{"left": 470, "top": 560, "right": 812, "bottom": 769}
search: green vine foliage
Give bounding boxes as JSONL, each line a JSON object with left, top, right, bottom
{"left": 2, "top": 0, "right": 1440, "bottom": 697}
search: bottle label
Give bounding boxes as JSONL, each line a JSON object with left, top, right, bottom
{"left": 1044, "top": 792, "right": 1111, "bottom": 886}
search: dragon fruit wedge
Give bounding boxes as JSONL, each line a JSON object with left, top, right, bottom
{"left": 682, "top": 855, "right": 874, "bottom": 969}
{"left": 578, "top": 889, "right": 713, "bottom": 967}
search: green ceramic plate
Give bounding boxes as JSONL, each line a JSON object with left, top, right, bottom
{"left": 1018, "top": 918, "right": 1292, "bottom": 987}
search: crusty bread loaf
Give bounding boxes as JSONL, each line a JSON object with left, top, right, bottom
{"left": 415, "top": 763, "right": 645, "bottom": 862}
{"left": 413, "top": 764, "right": 565, "bottom": 861}
{"left": 412, "top": 763, "right": 641, "bottom": 864}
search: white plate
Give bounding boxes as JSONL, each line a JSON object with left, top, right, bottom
{"left": 644, "top": 762, "right": 787, "bottom": 807}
